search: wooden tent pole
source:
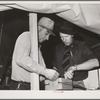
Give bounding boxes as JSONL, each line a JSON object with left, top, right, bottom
{"left": 29, "top": 13, "right": 39, "bottom": 90}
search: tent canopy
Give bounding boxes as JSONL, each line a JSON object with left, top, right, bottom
{"left": 0, "top": 2, "right": 100, "bottom": 35}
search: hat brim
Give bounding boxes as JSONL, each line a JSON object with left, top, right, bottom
{"left": 39, "top": 25, "right": 55, "bottom": 36}
{"left": 59, "top": 30, "right": 75, "bottom": 35}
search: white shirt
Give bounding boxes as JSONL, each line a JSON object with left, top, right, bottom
{"left": 11, "top": 31, "right": 46, "bottom": 82}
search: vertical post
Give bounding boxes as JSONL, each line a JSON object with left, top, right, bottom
{"left": 29, "top": 13, "right": 39, "bottom": 90}
{"left": 97, "top": 69, "right": 100, "bottom": 89}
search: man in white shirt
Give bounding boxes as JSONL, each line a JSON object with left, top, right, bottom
{"left": 9, "top": 17, "right": 59, "bottom": 90}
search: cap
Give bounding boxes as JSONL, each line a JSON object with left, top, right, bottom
{"left": 57, "top": 20, "right": 75, "bottom": 35}
{"left": 38, "top": 17, "right": 55, "bottom": 36}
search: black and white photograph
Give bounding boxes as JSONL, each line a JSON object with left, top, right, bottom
{"left": 0, "top": 1, "right": 100, "bottom": 99}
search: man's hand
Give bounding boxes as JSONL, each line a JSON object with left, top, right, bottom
{"left": 40, "top": 75, "right": 46, "bottom": 81}
{"left": 64, "top": 66, "right": 77, "bottom": 79}
{"left": 43, "top": 69, "right": 59, "bottom": 81}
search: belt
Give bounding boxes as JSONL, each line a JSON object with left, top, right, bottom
{"left": 11, "top": 79, "right": 30, "bottom": 85}
{"left": 10, "top": 80, "right": 30, "bottom": 90}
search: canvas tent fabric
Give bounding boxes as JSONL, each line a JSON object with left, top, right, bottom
{"left": 0, "top": 3, "right": 100, "bottom": 35}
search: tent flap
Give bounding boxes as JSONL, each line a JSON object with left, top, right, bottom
{"left": 0, "top": 3, "right": 100, "bottom": 35}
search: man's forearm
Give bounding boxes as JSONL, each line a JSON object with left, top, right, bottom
{"left": 28, "top": 60, "right": 47, "bottom": 75}
{"left": 76, "top": 58, "right": 99, "bottom": 71}
{"left": 16, "top": 55, "right": 46, "bottom": 75}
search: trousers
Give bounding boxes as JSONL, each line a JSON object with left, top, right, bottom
{"left": 9, "top": 80, "right": 30, "bottom": 90}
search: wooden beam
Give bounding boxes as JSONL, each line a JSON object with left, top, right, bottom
{"left": 29, "top": 13, "right": 39, "bottom": 90}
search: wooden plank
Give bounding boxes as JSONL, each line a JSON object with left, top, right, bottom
{"left": 29, "top": 13, "right": 39, "bottom": 90}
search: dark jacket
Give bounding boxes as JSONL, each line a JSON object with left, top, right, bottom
{"left": 53, "top": 40, "right": 97, "bottom": 81}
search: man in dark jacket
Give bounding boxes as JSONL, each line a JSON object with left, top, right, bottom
{"left": 53, "top": 20, "right": 99, "bottom": 90}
